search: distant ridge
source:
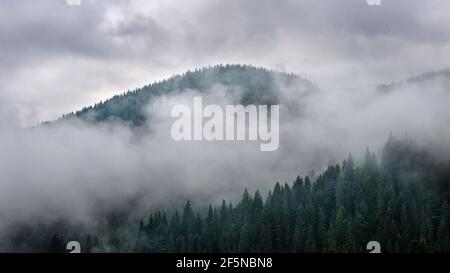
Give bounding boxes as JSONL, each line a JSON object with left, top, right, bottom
{"left": 40, "top": 65, "right": 450, "bottom": 127}
{"left": 377, "top": 68, "right": 450, "bottom": 93}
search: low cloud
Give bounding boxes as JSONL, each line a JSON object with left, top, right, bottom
{"left": 1, "top": 0, "right": 450, "bottom": 251}
{"left": 1, "top": 75, "right": 450, "bottom": 250}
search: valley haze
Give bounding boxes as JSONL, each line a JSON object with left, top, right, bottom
{"left": 0, "top": 0, "right": 449, "bottom": 252}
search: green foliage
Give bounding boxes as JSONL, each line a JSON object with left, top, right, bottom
{"left": 82, "top": 137, "right": 450, "bottom": 253}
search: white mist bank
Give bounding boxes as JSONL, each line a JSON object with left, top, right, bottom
{"left": 0, "top": 77, "right": 450, "bottom": 247}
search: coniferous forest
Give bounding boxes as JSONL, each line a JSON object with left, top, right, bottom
{"left": 45, "top": 136, "right": 450, "bottom": 253}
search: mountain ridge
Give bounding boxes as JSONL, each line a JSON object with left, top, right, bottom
{"left": 50, "top": 64, "right": 315, "bottom": 126}
{"left": 42, "top": 65, "right": 450, "bottom": 126}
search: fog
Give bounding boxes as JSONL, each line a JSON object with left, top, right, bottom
{"left": 1, "top": 73, "right": 450, "bottom": 249}
{"left": 1, "top": 0, "right": 450, "bottom": 250}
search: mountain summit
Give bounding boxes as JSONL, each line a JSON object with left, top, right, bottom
{"left": 59, "top": 64, "right": 316, "bottom": 126}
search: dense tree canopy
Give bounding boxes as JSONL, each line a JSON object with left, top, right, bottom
{"left": 69, "top": 137, "right": 449, "bottom": 253}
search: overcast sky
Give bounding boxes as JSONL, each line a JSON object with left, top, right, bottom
{"left": 1, "top": 0, "right": 450, "bottom": 127}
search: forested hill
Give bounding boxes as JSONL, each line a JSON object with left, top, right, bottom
{"left": 56, "top": 64, "right": 316, "bottom": 126}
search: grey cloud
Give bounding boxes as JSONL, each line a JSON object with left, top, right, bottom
{"left": 1, "top": 70, "right": 450, "bottom": 250}
{"left": 2, "top": 0, "right": 450, "bottom": 126}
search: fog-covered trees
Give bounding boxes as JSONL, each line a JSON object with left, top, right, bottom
{"left": 81, "top": 137, "right": 449, "bottom": 253}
